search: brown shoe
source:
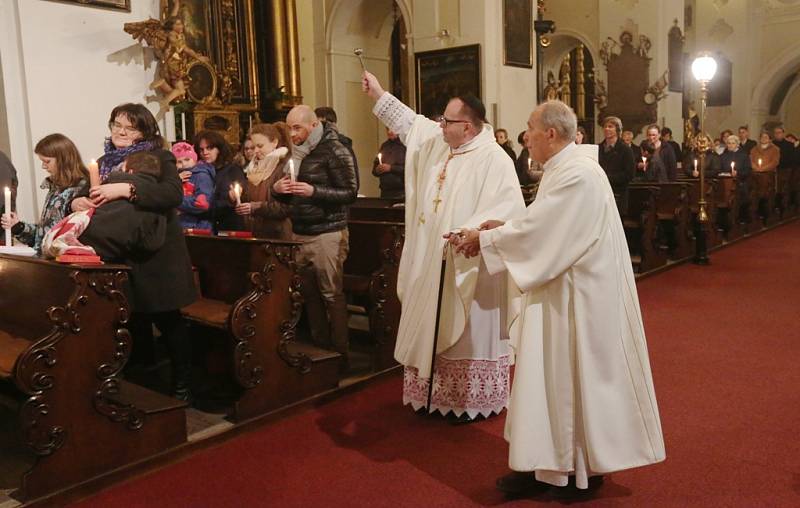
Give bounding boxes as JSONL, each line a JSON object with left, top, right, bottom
{"left": 495, "top": 471, "right": 549, "bottom": 496}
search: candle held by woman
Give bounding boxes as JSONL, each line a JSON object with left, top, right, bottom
{"left": 88, "top": 159, "right": 101, "bottom": 188}
{"left": 233, "top": 182, "right": 242, "bottom": 206}
{"left": 288, "top": 159, "right": 296, "bottom": 182}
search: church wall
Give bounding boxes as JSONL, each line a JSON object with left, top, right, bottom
{"left": 0, "top": 0, "right": 160, "bottom": 222}
{"left": 0, "top": 54, "right": 10, "bottom": 156}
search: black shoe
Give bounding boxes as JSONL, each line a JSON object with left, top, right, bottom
{"left": 495, "top": 471, "right": 549, "bottom": 496}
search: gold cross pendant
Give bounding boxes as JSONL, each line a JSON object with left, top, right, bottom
{"left": 433, "top": 197, "right": 442, "bottom": 213}
{"left": 418, "top": 212, "right": 426, "bottom": 225}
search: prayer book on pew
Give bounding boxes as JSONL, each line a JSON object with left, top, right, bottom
{"left": 56, "top": 254, "right": 103, "bottom": 264}
{"left": 217, "top": 230, "right": 254, "bottom": 238}
{"left": 184, "top": 228, "right": 212, "bottom": 235}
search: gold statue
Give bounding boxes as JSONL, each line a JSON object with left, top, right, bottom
{"left": 124, "top": 0, "right": 210, "bottom": 116}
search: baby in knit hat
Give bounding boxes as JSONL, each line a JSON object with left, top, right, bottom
{"left": 172, "top": 141, "right": 216, "bottom": 230}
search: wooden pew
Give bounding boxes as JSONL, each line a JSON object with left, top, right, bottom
{"left": 711, "top": 176, "right": 743, "bottom": 241}
{"left": 622, "top": 186, "right": 666, "bottom": 273}
{"left": 750, "top": 171, "right": 776, "bottom": 228}
{"left": 774, "top": 167, "right": 792, "bottom": 220}
{"left": 182, "top": 235, "right": 341, "bottom": 422}
{"left": 788, "top": 166, "right": 800, "bottom": 217}
{"left": 349, "top": 197, "right": 404, "bottom": 222}
{"left": 631, "top": 182, "right": 692, "bottom": 260}
{"left": 0, "top": 254, "right": 186, "bottom": 501}
{"left": 679, "top": 177, "right": 721, "bottom": 249}
{"left": 344, "top": 220, "right": 404, "bottom": 371}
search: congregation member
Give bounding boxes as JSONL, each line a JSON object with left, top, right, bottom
{"left": 750, "top": 131, "right": 780, "bottom": 172}
{"left": 233, "top": 136, "right": 256, "bottom": 168}
{"left": 717, "top": 130, "right": 733, "bottom": 155}
{"left": 514, "top": 131, "right": 537, "bottom": 186}
{"left": 575, "top": 125, "right": 586, "bottom": 144}
{"left": 685, "top": 135, "right": 721, "bottom": 178}
{"left": 642, "top": 124, "right": 677, "bottom": 180}
{"left": 172, "top": 141, "right": 215, "bottom": 230}
{"left": 273, "top": 105, "right": 357, "bottom": 364}
{"left": 371, "top": 128, "right": 406, "bottom": 199}
{"left": 661, "top": 127, "right": 683, "bottom": 162}
{"left": 235, "top": 122, "right": 292, "bottom": 238}
{"left": 622, "top": 130, "right": 641, "bottom": 162}
{"left": 639, "top": 141, "right": 669, "bottom": 182}
{"left": 0, "top": 150, "right": 17, "bottom": 224}
{"left": 78, "top": 103, "right": 197, "bottom": 401}
{"left": 738, "top": 125, "right": 756, "bottom": 155}
{"left": 1, "top": 134, "right": 87, "bottom": 253}
{"left": 450, "top": 100, "right": 664, "bottom": 493}
{"left": 597, "top": 116, "right": 634, "bottom": 211}
{"left": 195, "top": 130, "right": 246, "bottom": 232}
{"left": 720, "top": 134, "right": 752, "bottom": 224}
{"left": 773, "top": 126, "right": 796, "bottom": 169}
{"left": 315, "top": 106, "right": 360, "bottom": 191}
{"left": 495, "top": 128, "right": 516, "bottom": 161}
{"left": 362, "top": 70, "right": 525, "bottom": 423}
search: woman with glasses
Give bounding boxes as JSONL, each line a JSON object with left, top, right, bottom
{"left": 71, "top": 102, "right": 198, "bottom": 401}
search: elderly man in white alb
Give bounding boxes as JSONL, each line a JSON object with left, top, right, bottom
{"left": 452, "top": 100, "right": 665, "bottom": 493}
{"left": 361, "top": 71, "right": 525, "bottom": 423}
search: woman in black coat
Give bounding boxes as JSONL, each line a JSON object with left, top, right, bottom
{"left": 74, "top": 103, "right": 197, "bottom": 401}
{"left": 719, "top": 134, "right": 752, "bottom": 224}
{"left": 194, "top": 130, "right": 246, "bottom": 232}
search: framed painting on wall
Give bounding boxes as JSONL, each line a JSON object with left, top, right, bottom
{"left": 503, "top": 0, "right": 533, "bottom": 68}
{"left": 415, "top": 44, "right": 482, "bottom": 119}
{"left": 45, "top": 0, "right": 130, "bottom": 11}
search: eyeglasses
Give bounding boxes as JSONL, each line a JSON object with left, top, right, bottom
{"left": 109, "top": 122, "right": 140, "bottom": 135}
{"left": 436, "top": 116, "right": 471, "bottom": 127}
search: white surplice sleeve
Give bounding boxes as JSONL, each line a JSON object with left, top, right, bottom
{"left": 480, "top": 160, "right": 607, "bottom": 293}
{"left": 373, "top": 92, "right": 416, "bottom": 141}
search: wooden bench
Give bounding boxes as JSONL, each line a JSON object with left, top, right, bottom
{"left": 679, "top": 177, "right": 721, "bottom": 249}
{"left": 344, "top": 220, "right": 404, "bottom": 371}
{"left": 182, "top": 235, "right": 341, "bottom": 422}
{"left": 750, "top": 171, "right": 776, "bottom": 228}
{"left": 349, "top": 197, "right": 405, "bottom": 222}
{"left": 0, "top": 254, "right": 186, "bottom": 501}
{"left": 631, "top": 182, "right": 692, "bottom": 260}
{"left": 622, "top": 186, "right": 666, "bottom": 273}
{"left": 711, "top": 176, "right": 743, "bottom": 241}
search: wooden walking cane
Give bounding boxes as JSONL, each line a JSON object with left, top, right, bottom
{"left": 426, "top": 243, "right": 449, "bottom": 413}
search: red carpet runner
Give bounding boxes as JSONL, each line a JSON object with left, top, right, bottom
{"left": 73, "top": 223, "right": 800, "bottom": 507}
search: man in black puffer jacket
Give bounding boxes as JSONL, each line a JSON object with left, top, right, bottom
{"left": 273, "top": 105, "right": 357, "bottom": 364}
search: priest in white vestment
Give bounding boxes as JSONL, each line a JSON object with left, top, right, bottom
{"left": 453, "top": 100, "right": 665, "bottom": 491}
{"left": 361, "top": 71, "right": 525, "bottom": 420}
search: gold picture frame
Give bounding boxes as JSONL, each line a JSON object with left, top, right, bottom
{"left": 503, "top": 0, "right": 533, "bottom": 68}
{"left": 45, "top": 0, "right": 130, "bottom": 11}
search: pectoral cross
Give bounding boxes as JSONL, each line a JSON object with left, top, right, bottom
{"left": 432, "top": 196, "right": 443, "bottom": 213}
{"left": 418, "top": 212, "right": 426, "bottom": 225}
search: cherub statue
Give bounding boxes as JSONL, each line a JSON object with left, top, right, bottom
{"left": 124, "top": 0, "right": 210, "bottom": 117}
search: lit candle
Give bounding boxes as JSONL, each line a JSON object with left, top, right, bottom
{"left": 758, "top": 158, "right": 763, "bottom": 170}
{"left": 528, "top": 157, "right": 532, "bottom": 170}
{"left": 233, "top": 182, "right": 242, "bottom": 206}
{"left": 693, "top": 159, "right": 698, "bottom": 172}
{"left": 88, "top": 159, "right": 100, "bottom": 188}
{"left": 3, "top": 186, "right": 11, "bottom": 247}
{"left": 288, "top": 159, "right": 296, "bottom": 182}
{"left": 377, "top": 153, "right": 382, "bottom": 165}
{"left": 730, "top": 161, "right": 735, "bottom": 173}
{"left": 181, "top": 113, "right": 187, "bottom": 141}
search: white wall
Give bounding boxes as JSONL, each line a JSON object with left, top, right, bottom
{"left": 0, "top": 0, "right": 160, "bottom": 222}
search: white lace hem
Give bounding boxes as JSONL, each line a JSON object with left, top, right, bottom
{"left": 372, "top": 92, "right": 415, "bottom": 137}
{"left": 402, "top": 355, "right": 511, "bottom": 419}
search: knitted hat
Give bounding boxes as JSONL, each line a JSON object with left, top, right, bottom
{"left": 172, "top": 141, "right": 198, "bottom": 162}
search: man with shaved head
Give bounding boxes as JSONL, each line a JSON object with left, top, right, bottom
{"left": 273, "top": 104, "right": 357, "bottom": 366}
{"left": 453, "top": 100, "right": 665, "bottom": 495}
{"left": 362, "top": 71, "right": 525, "bottom": 423}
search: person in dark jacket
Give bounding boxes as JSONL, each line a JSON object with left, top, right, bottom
{"left": 622, "top": 130, "right": 642, "bottom": 164}
{"left": 514, "top": 131, "right": 535, "bottom": 186}
{"left": 639, "top": 141, "right": 669, "bottom": 182}
{"left": 372, "top": 128, "right": 405, "bottom": 199}
{"left": 719, "top": 134, "right": 752, "bottom": 224}
{"left": 773, "top": 126, "right": 796, "bottom": 169}
{"left": 495, "top": 128, "right": 516, "bottom": 161}
{"left": 661, "top": 127, "right": 683, "bottom": 163}
{"left": 76, "top": 103, "right": 197, "bottom": 401}
{"left": 598, "top": 116, "right": 634, "bottom": 213}
{"left": 643, "top": 124, "right": 678, "bottom": 180}
{"left": 195, "top": 130, "right": 246, "bottom": 232}
{"left": 274, "top": 105, "right": 357, "bottom": 364}
{"left": 315, "top": 106, "right": 360, "bottom": 192}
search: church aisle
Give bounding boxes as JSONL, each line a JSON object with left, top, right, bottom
{"left": 71, "top": 221, "right": 800, "bottom": 507}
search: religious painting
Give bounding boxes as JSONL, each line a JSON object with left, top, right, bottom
{"left": 503, "top": 0, "right": 533, "bottom": 68}
{"left": 415, "top": 45, "right": 482, "bottom": 118}
{"left": 162, "top": 0, "right": 213, "bottom": 64}
{"left": 668, "top": 20, "right": 684, "bottom": 92}
{"left": 45, "top": 0, "right": 130, "bottom": 11}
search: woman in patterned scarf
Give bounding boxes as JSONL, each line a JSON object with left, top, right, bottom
{"left": 1, "top": 133, "right": 87, "bottom": 253}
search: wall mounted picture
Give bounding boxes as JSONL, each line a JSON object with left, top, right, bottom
{"left": 415, "top": 44, "right": 482, "bottom": 119}
{"left": 46, "top": 0, "right": 130, "bottom": 11}
{"left": 503, "top": 0, "right": 533, "bottom": 68}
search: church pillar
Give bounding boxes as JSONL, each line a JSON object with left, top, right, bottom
{"left": 269, "top": 0, "right": 302, "bottom": 105}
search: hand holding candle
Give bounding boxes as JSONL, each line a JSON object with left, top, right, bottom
{"left": 377, "top": 153, "right": 382, "bottom": 165}
{"left": 758, "top": 158, "right": 763, "bottom": 170}
{"left": 89, "top": 159, "right": 100, "bottom": 188}
{"left": 288, "top": 159, "right": 296, "bottom": 182}
{"left": 528, "top": 157, "right": 532, "bottom": 171}
{"left": 233, "top": 182, "right": 242, "bottom": 206}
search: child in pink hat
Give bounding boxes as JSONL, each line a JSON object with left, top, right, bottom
{"left": 172, "top": 141, "right": 215, "bottom": 230}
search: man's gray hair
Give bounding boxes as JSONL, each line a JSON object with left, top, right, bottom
{"left": 536, "top": 100, "right": 577, "bottom": 142}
